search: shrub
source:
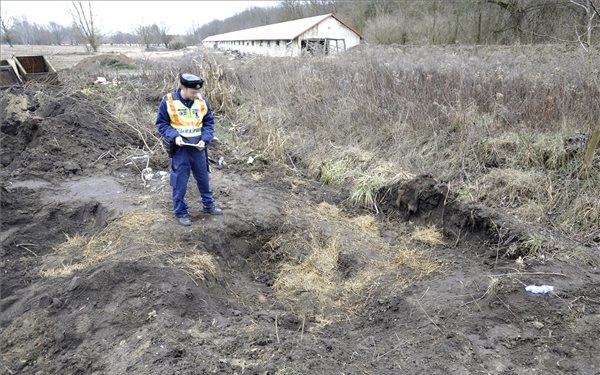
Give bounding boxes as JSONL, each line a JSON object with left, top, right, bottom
{"left": 168, "top": 41, "right": 187, "bottom": 50}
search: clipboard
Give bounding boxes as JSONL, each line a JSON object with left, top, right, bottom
{"left": 180, "top": 142, "right": 205, "bottom": 149}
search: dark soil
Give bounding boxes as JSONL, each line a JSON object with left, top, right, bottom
{"left": 1, "top": 86, "right": 599, "bottom": 375}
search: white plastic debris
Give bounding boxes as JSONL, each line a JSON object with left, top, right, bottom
{"left": 143, "top": 169, "right": 169, "bottom": 181}
{"left": 143, "top": 168, "right": 154, "bottom": 181}
{"left": 525, "top": 285, "right": 554, "bottom": 294}
{"left": 247, "top": 156, "right": 254, "bottom": 164}
{"left": 95, "top": 77, "right": 108, "bottom": 85}
{"left": 515, "top": 256, "right": 524, "bottom": 266}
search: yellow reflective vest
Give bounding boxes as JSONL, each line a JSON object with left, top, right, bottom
{"left": 165, "top": 93, "right": 208, "bottom": 137}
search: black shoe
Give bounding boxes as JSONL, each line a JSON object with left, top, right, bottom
{"left": 202, "top": 206, "right": 223, "bottom": 215}
{"left": 178, "top": 216, "right": 192, "bottom": 226}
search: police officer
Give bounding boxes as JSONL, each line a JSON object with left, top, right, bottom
{"left": 156, "top": 73, "right": 223, "bottom": 226}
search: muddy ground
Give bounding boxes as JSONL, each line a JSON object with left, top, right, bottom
{"left": 1, "top": 73, "right": 600, "bottom": 375}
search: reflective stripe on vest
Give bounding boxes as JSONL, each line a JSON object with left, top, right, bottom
{"left": 166, "top": 93, "right": 208, "bottom": 137}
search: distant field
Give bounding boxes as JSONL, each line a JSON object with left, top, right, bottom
{"left": 0, "top": 44, "right": 195, "bottom": 70}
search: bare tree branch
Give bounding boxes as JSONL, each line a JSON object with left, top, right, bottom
{"left": 569, "top": 0, "right": 599, "bottom": 48}
{"left": 0, "top": 12, "right": 14, "bottom": 47}
{"left": 69, "top": 0, "right": 99, "bottom": 52}
{"left": 158, "top": 24, "right": 173, "bottom": 48}
{"left": 589, "top": 0, "right": 600, "bottom": 17}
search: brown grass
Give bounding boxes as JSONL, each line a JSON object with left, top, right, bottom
{"left": 270, "top": 202, "right": 441, "bottom": 325}
{"left": 41, "top": 211, "right": 168, "bottom": 278}
{"left": 217, "top": 44, "right": 599, "bottom": 242}
{"left": 172, "top": 252, "right": 220, "bottom": 281}
{"left": 410, "top": 225, "right": 446, "bottom": 246}
{"left": 41, "top": 210, "right": 221, "bottom": 282}
{"left": 27, "top": 44, "right": 597, "bottom": 250}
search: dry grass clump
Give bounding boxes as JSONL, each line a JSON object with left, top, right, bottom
{"left": 251, "top": 107, "right": 289, "bottom": 162}
{"left": 199, "top": 55, "right": 237, "bottom": 113}
{"left": 219, "top": 104, "right": 292, "bottom": 165}
{"left": 319, "top": 157, "right": 352, "bottom": 185}
{"left": 473, "top": 132, "right": 521, "bottom": 168}
{"left": 350, "top": 171, "right": 387, "bottom": 211}
{"left": 172, "top": 252, "right": 220, "bottom": 281}
{"left": 314, "top": 202, "right": 378, "bottom": 233}
{"left": 410, "top": 225, "right": 446, "bottom": 246}
{"left": 472, "top": 131, "right": 582, "bottom": 172}
{"left": 314, "top": 148, "right": 413, "bottom": 202}
{"left": 40, "top": 211, "right": 167, "bottom": 278}
{"left": 519, "top": 132, "right": 576, "bottom": 171}
{"left": 552, "top": 179, "right": 600, "bottom": 238}
{"left": 271, "top": 202, "right": 441, "bottom": 325}
{"left": 505, "top": 234, "right": 546, "bottom": 258}
{"left": 275, "top": 237, "right": 345, "bottom": 318}
{"left": 478, "top": 168, "right": 546, "bottom": 208}
{"left": 519, "top": 235, "right": 545, "bottom": 257}
{"left": 392, "top": 247, "right": 442, "bottom": 279}
{"left": 42, "top": 210, "right": 221, "bottom": 282}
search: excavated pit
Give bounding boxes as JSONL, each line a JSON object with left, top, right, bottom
{"left": 1, "top": 81, "right": 599, "bottom": 375}
{"left": 378, "top": 174, "right": 556, "bottom": 258}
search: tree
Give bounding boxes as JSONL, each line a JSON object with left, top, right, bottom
{"left": 69, "top": 0, "right": 99, "bottom": 52}
{"left": 110, "top": 31, "right": 137, "bottom": 45}
{"left": 30, "top": 23, "right": 51, "bottom": 44}
{"left": 149, "top": 24, "right": 161, "bottom": 46}
{"left": 570, "top": 0, "right": 600, "bottom": 49}
{"left": 0, "top": 12, "right": 14, "bottom": 47}
{"left": 48, "top": 22, "right": 68, "bottom": 45}
{"left": 364, "top": 13, "right": 408, "bottom": 44}
{"left": 487, "top": 0, "right": 530, "bottom": 43}
{"left": 486, "top": 0, "right": 568, "bottom": 44}
{"left": 13, "top": 17, "right": 34, "bottom": 45}
{"left": 280, "top": 0, "right": 306, "bottom": 20}
{"left": 157, "top": 24, "right": 173, "bottom": 48}
{"left": 136, "top": 25, "right": 154, "bottom": 49}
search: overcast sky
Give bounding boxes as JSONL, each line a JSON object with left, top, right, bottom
{"left": 1, "top": 1, "right": 279, "bottom": 35}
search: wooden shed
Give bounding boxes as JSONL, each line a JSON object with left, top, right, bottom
{"left": 202, "top": 13, "right": 363, "bottom": 57}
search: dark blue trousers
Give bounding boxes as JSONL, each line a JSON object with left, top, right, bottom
{"left": 170, "top": 146, "right": 214, "bottom": 217}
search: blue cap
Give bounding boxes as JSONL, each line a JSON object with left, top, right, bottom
{"left": 180, "top": 73, "right": 204, "bottom": 89}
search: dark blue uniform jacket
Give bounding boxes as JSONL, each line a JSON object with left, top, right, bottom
{"left": 155, "top": 88, "right": 215, "bottom": 145}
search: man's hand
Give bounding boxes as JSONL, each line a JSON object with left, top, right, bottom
{"left": 175, "top": 136, "right": 183, "bottom": 146}
{"left": 196, "top": 140, "right": 206, "bottom": 150}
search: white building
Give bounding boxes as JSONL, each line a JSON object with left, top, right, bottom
{"left": 202, "top": 13, "right": 363, "bottom": 57}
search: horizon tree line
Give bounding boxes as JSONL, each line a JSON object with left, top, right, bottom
{"left": 1, "top": 0, "right": 598, "bottom": 51}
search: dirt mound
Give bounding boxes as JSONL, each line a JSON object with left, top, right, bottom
{"left": 74, "top": 53, "right": 134, "bottom": 69}
{"left": 0, "top": 86, "right": 141, "bottom": 180}
{"left": 0, "top": 85, "right": 144, "bottom": 306}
